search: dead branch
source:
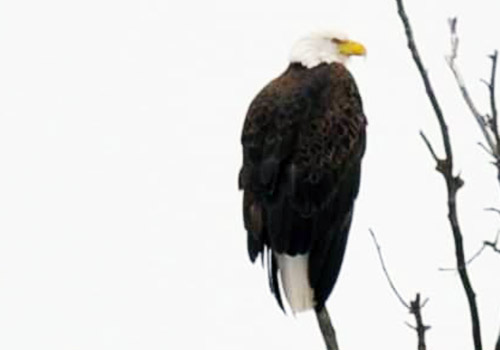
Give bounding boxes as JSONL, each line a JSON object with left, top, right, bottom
{"left": 315, "top": 307, "right": 339, "bottom": 350}
{"left": 369, "top": 229, "right": 409, "bottom": 309}
{"left": 486, "top": 207, "right": 500, "bottom": 215}
{"left": 394, "top": 2, "right": 482, "bottom": 349}
{"left": 410, "top": 294, "right": 430, "bottom": 350}
{"left": 484, "top": 231, "right": 500, "bottom": 254}
{"left": 486, "top": 51, "right": 499, "bottom": 149}
{"left": 370, "top": 229, "right": 429, "bottom": 349}
{"left": 484, "top": 241, "right": 500, "bottom": 254}
{"left": 446, "top": 19, "right": 500, "bottom": 185}
{"left": 420, "top": 131, "right": 440, "bottom": 163}
{"left": 439, "top": 231, "right": 499, "bottom": 271}
{"left": 438, "top": 244, "right": 488, "bottom": 271}
{"left": 446, "top": 19, "right": 496, "bottom": 153}
{"left": 395, "top": 0, "right": 453, "bottom": 161}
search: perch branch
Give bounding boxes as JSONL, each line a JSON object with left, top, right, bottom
{"left": 394, "top": 3, "right": 482, "bottom": 349}
{"left": 315, "top": 307, "right": 339, "bottom": 350}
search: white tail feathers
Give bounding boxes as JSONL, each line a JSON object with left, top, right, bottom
{"left": 276, "top": 253, "right": 315, "bottom": 313}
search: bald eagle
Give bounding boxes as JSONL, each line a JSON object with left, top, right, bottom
{"left": 239, "top": 31, "right": 367, "bottom": 314}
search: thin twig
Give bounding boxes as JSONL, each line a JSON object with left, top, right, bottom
{"left": 447, "top": 19, "right": 500, "bottom": 186}
{"left": 486, "top": 207, "right": 500, "bottom": 215}
{"left": 488, "top": 51, "right": 500, "bottom": 184}
{"left": 484, "top": 241, "right": 500, "bottom": 253}
{"left": 488, "top": 51, "right": 499, "bottom": 149}
{"left": 440, "top": 231, "right": 500, "bottom": 270}
{"left": 446, "top": 19, "right": 496, "bottom": 153}
{"left": 438, "top": 244, "right": 487, "bottom": 271}
{"left": 487, "top": 50, "right": 500, "bottom": 184}
{"left": 315, "top": 307, "right": 339, "bottom": 350}
{"left": 484, "top": 231, "right": 500, "bottom": 254}
{"left": 394, "top": 3, "right": 482, "bottom": 349}
{"left": 369, "top": 229, "right": 410, "bottom": 309}
{"left": 369, "top": 229, "right": 429, "bottom": 349}
{"left": 420, "top": 131, "right": 440, "bottom": 163}
{"left": 478, "top": 142, "right": 495, "bottom": 157}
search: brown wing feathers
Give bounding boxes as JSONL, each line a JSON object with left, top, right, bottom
{"left": 240, "top": 62, "right": 366, "bottom": 310}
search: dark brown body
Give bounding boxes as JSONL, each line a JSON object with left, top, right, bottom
{"left": 239, "top": 62, "right": 366, "bottom": 310}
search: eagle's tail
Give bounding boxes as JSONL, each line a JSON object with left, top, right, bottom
{"left": 276, "top": 253, "right": 315, "bottom": 313}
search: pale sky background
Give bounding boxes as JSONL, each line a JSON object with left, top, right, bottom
{"left": 1, "top": 0, "right": 500, "bottom": 349}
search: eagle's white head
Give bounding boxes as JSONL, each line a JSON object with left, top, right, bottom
{"left": 289, "top": 30, "right": 366, "bottom": 69}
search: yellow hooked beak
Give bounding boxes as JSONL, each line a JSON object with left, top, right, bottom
{"left": 337, "top": 40, "right": 367, "bottom": 57}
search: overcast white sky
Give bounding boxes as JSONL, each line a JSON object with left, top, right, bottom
{"left": 1, "top": 0, "right": 500, "bottom": 349}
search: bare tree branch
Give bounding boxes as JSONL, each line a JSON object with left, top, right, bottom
{"left": 315, "top": 307, "right": 339, "bottom": 350}
{"left": 487, "top": 51, "right": 500, "bottom": 184}
{"left": 486, "top": 207, "right": 500, "bottom": 215}
{"left": 369, "top": 229, "right": 429, "bottom": 349}
{"left": 446, "top": 19, "right": 496, "bottom": 153}
{"left": 487, "top": 51, "right": 499, "bottom": 150}
{"left": 446, "top": 19, "right": 500, "bottom": 187}
{"left": 395, "top": 0, "right": 453, "bottom": 161}
{"left": 394, "top": 2, "right": 483, "bottom": 349}
{"left": 478, "top": 142, "right": 495, "bottom": 157}
{"left": 438, "top": 244, "right": 487, "bottom": 271}
{"left": 484, "top": 241, "right": 500, "bottom": 254}
{"left": 410, "top": 294, "right": 430, "bottom": 350}
{"left": 438, "top": 230, "right": 500, "bottom": 271}
{"left": 369, "top": 229, "right": 410, "bottom": 309}
{"left": 420, "top": 131, "right": 441, "bottom": 163}
{"left": 484, "top": 231, "right": 500, "bottom": 254}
